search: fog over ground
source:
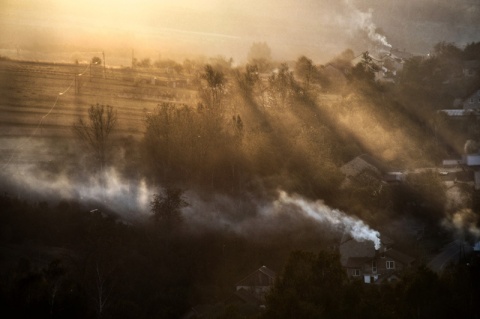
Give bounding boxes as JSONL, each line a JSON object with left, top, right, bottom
{"left": 1, "top": 0, "right": 479, "bottom": 64}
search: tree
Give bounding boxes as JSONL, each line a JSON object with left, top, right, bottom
{"left": 73, "top": 104, "right": 117, "bottom": 171}
{"left": 199, "top": 64, "right": 227, "bottom": 109}
{"left": 295, "top": 56, "right": 316, "bottom": 90}
{"left": 235, "top": 64, "right": 259, "bottom": 98}
{"left": 151, "top": 188, "right": 188, "bottom": 230}
{"left": 268, "top": 63, "right": 294, "bottom": 108}
{"left": 91, "top": 56, "right": 102, "bottom": 65}
{"left": 247, "top": 42, "right": 272, "bottom": 62}
{"left": 247, "top": 42, "right": 272, "bottom": 72}
{"left": 143, "top": 103, "right": 201, "bottom": 183}
{"left": 137, "top": 58, "right": 151, "bottom": 68}
{"left": 330, "top": 49, "right": 354, "bottom": 72}
{"left": 351, "top": 51, "right": 378, "bottom": 83}
{"left": 263, "top": 250, "right": 348, "bottom": 319}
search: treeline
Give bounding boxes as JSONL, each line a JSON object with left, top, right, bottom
{"left": 131, "top": 43, "right": 473, "bottom": 223}
{"left": 66, "top": 41, "right": 480, "bottom": 235}
{"left": 398, "top": 42, "right": 480, "bottom": 111}
{"left": 394, "top": 42, "right": 480, "bottom": 154}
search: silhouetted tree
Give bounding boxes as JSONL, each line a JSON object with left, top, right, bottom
{"left": 351, "top": 51, "right": 378, "bottom": 84}
{"left": 247, "top": 42, "right": 272, "bottom": 73}
{"left": 268, "top": 63, "right": 294, "bottom": 108}
{"left": 91, "top": 56, "right": 102, "bottom": 65}
{"left": 199, "top": 64, "right": 227, "bottom": 109}
{"left": 263, "top": 250, "right": 347, "bottom": 319}
{"left": 295, "top": 56, "right": 316, "bottom": 90}
{"left": 151, "top": 188, "right": 188, "bottom": 230}
{"left": 73, "top": 104, "right": 117, "bottom": 171}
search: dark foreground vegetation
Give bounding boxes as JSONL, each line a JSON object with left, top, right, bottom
{"left": 0, "top": 193, "right": 333, "bottom": 318}
{"left": 1, "top": 194, "right": 480, "bottom": 319}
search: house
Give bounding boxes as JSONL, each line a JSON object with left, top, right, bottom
{"left": 463, "top": 89, "right": 480, "bottom": 110}
{"left": 340, "top": 155, "right": 383, "bottom": 190}
{"left": 340, "top": 154, "right": 384, "bottom": 178}
{"left": 339, "top": 234, "right": 415, "bottom": 284}
{"left": 438, "top": 109, "right": 479, "bottom": 120}
{"left": 181, "top": 266, "right": 276, "bottom": 319}
{"left": 234, "top": 265, "right": 276, "bottom": 304}
{"left": 463, "top": 60, "right": 480, "bottom": 78}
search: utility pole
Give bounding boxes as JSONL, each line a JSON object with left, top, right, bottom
{"left": 102, "top": 51, "right": 106, "bottom": 79}
{"left": 132, "top": 49, "right": 135, "bottom": 69}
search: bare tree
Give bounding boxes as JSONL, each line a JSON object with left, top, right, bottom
{"left": 199, "top": 64, "right": 226, "bottom": 109}
{"left": 73, "top": 104, "right": 117, "bottom": 171}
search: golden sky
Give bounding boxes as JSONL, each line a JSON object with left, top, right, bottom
{"left": 1, "top": 0, "right": 479, "bottom": 64}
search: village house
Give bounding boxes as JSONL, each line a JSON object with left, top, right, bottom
{"left": 463, "top": 60, "right": 480, "bottom": 78}
{"left": 182, "top": 266, "right": 276, "bottom": 319}
{"left": 234, "top": 265, "right": 276, "bottom": 305}
{"left": 339, "top": 234, "right": 415, "bottom": 284}
{"left": 340, "top": 154, "right": 384, "bottom": 189}
{"left": 463, "top": 89, "right": 480, "bottom": 110}
{"left": 340, "top": 154, "right": 405, "bottom": 187}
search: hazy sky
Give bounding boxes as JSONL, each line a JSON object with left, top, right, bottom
{"left": 0, "top": 0, "right": 479, "bottom": 64}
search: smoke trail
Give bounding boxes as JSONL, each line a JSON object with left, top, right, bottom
{"left": 274, "top": 191, "right": 381, "bottom": 249}
{"left": 443, "top": 209, "right": 480, "bottom": 239}
{"left": 345, "top": 0, "right": 391, "bottom": 48}
{"left": 1, "top": 165, "right": 153, "bottom": 220}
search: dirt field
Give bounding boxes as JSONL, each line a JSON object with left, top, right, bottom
{"left": 0, "top": 59, "right": 197, "bottom": 168}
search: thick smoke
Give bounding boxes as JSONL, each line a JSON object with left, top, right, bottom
{"left": 345, "top": 0, "right": 392, "bottom": 49}
{"left": 1, "top": 165, "right": 153, "bottom": 220}
{"left": 182, "top": 190, "right": 381, "bottom": 249}
{"left": 443, "top": 209, "right": 480, "bottom": 240}
{"left": 274, "top": 191, "right": 381, "bottom": 249}
{"left": 2, "top": 155, "right": 381, "bottom": 248}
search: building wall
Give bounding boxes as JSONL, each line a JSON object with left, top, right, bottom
{"left": 347, "top": 257, "right": 404, "bottom": 281}
{"left": 463, "top": 90, "right": 480, "bottom": 110}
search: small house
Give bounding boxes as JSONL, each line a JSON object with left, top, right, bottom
{"left": 463, "top": 89, "right": 480, "bottom": 110}
{"left": 463, "top": 60, "right": 480, "bottom": 78}
{"left": 235, "top": 265, "right": 276, "bottom": 303}
{"left": 339, "top": 234, "right": 415, "bottom": 284}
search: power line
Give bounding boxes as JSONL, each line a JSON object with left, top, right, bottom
{"left": 1, "top": 63, "right": 91, "bottom": 170}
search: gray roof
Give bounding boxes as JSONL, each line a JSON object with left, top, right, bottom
{"left": 235, "top": 266, "right": 276, "bottom": 287}
{"left": 384, "top": 249, "right": 415, "bottom": 265}
{"left": 463, "top": 60, "right": 480, "bottom": 69}
{"left": 438, "top": 109, "right": 475, "bottom": 117}
{"left": 345, "top": 257, "right": 372, "bottom": 268}
{"left": 340, "top": 155, "right": 382, "bottom": 177}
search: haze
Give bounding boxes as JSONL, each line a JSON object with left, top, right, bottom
{"left": 1, "top": 0, "right": 479, "bottom": 64}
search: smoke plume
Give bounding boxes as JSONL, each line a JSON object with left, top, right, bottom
{"left": 182, "top": 190, "right": 381, "bottom": 249}
{"left": 345, "top": 0, "right": 392, "bottom": 49}
{"left": 1, "top": 165, "right": 153, "bottom": 220}
{"left": 274, "top": 191, "right": 381, "bottom": 249}
{"left": 443, "top": 209, "right": 480, "bottom": 239}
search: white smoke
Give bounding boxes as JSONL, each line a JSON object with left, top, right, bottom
{"left": 274, "top": 191, "right": 381, "bottom": 249}
{"left": 345, "top": 0, "right": 392, "bottom": 49}
{"left": 443, "top": 209, "right": 480, "bottom": 239}
{"left": 2, "top": 160, "right": 382, "bottom": 245}
{"left": 1, "top": 165, "right": 153, "bottom": 220}
{"left": 182, "top": 190, "right": 381, "bottom": 249}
